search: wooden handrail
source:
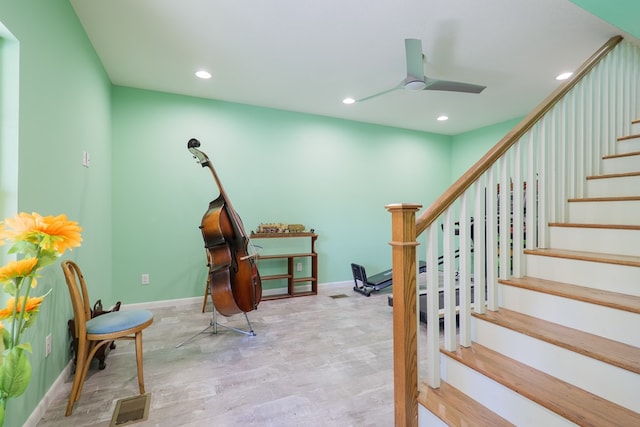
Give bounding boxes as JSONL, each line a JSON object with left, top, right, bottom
{"left": 416, "top": 35, "right": 623, "bottom": 236}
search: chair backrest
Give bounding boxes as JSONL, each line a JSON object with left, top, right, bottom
{"left": 61, "top": 260, "right": 92, "bottom": 338}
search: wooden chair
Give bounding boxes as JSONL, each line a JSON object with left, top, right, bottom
{"left": 61, "top": 260, "right": 154, "bottom": 416}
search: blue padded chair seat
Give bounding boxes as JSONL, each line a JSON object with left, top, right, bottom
{"left": 86, "top": 309, "right": 153, "bottom": 335}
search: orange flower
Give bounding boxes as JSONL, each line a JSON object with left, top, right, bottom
{"left": 2, "top": 212, "right": 40, "bottom": 240}
{"left": 0, "top": 258, "right": 39, "bottom": 284}
{"left": 39, "top": 214, "right": 83, "bottom": 254}
{"left": 0, "top": 295, "right": 45, "bottom": 320}
{"left": 3, "top": 212, "right": 82, "bottom": 255}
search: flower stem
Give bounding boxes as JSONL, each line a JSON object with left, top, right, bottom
{"left": 12, "top": 245, "right": 41, "bottom": 348}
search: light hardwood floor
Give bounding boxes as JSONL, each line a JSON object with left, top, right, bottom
{"left": 36, "top": 282, "right": 403, "bottom": 427}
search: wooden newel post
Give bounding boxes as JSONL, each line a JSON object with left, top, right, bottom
{"left": 386, "top": 203, "right": 422, "bottom": 427}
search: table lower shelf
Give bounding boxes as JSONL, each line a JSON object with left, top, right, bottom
{"left": 263, "top": 290, "right": 317, "bottom": 300}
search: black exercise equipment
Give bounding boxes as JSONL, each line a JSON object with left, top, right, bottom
{"left": 352, "top": 261, "right": 426, "bottom": 296}
{"left": 387, "top": 283, "right": 474, "bottom": 324}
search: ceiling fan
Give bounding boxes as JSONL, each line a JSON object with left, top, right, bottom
{"left": 355, "top": 38, "right": 486, "bottom": 102}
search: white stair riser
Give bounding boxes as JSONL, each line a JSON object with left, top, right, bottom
{"left": 525, "top": 254, "right": 640, "bottom": 296}
{"left": 586, "top": 174, "right": 640, "bottom": 197}
{"left": 472, "top": 318, "right": 640, "bottom": 412}
{"left": 568, "top": 199, "right": 640, "bottom": 225}
{"left": 618, "top": 137, "right": 640, "bottom": 154}
{"left": 441, "top": 355, "right": 575, "bottom": 427}
{"left": 500, "top": 285, "right": 640, "bottom": 347}
{"left": 631, "top": 121, "right": 640, "bottom": 134}
{"left": 418, "top": 406, "right": 448, "bottom": 427}
{"left": 601, "top": 154, "right": 640, "bottom": 174}
{"left": 549, "top": 226, "right": 640, "bottom": 256}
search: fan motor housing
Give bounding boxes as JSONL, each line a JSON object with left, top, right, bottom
{"left": 404, "top": 80, "right": 427, "bottom": 90}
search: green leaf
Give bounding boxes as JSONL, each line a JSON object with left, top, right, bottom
{"left": 0, "top": 402, "right": 4, "bottom": 427}
{"left": 1, "top": 281, "right": 17, "bottom": 296}
{"left": 16, "top": 343, "right": 31, "bottom": 353}
{"left": 0, "top": 329, "right": 9, "bottom": 352}
{"left": 21, "top": 310, "right": 39, "bottom": 331}
{"left": 21, "top": 318, "right": 35, "bottom": 331}
{"left": 0, "top": 347, "right": 32, "bottom": 399}
{"left": 36, "top": 250, "right": 59, "bottom": 269}
{"left": 7, "top": 240, "right": 37, "bottom": 256}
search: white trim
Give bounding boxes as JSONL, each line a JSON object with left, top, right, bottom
{"left": 121, "top": 296, "right": 202, "bottom": 310}
{"left": 318, "top": 280, "right": 352, "bottom": 290}
{"left": 24, "top": 361, "right": 74, "bottom": 427}
{"left": 121, "top": 281, "right": 353, "bottom": 310}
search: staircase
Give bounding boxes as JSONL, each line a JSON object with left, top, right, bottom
{"left": 418, "top": 119, "right": 640, "bottom": 426}
{"left": 387, "top": 37, "right": 640, "bottom": 426}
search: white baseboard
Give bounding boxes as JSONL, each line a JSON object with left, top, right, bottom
{"left": 122, "top": 296, "right": 202, "bottom": 310}
{"left": 320, "top": 280, "right": 352, "bottom": 288}
{"left": 24, "top": 360, "right": 73, "bottom": 427}
{"left": 122, "top": 281, "right": 354, "bottom": 310}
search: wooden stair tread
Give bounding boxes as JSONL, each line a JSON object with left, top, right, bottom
{"left": 568, "top": 195, "right": 640, "bottom": 202}
{"left": 472, "top": 307, "right": 640, "bottom": 373}
{"left": 586, "top": 171, "right": 640, "bottom": 180}
{"left": 548, "top": 222, "right": 640, "bottom": 230}
{"left": 523, "top": 247, "right": 640, "bottom": 268}
{"left": 419, "top": 381, "right": 515, "bottom": 427}
{"left": 617, "top": 133, "right": 640, "bottom": 141}
{"left": 442, "top": 343, "right": 640, "bottom": 427}
{"left": 499, "top": 275, "right": 640, "bottom": 314}
{"left": 603, "top": 150, "right": 640, "bottom": 159}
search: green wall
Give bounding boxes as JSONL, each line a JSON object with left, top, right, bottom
{"left": 451, "top": 117, "right": 523, "bottom": 182}
{"left": 0, "top": 1, "right": 112, "bottom": 425}
{"left": 111, "top": 87, "right": 453, "bottom": 303}
{"left": 571, "top": 0, "right": 640, "bottom": 38}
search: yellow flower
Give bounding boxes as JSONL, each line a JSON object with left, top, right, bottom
{"left": 0, "top": 295, "right": 45, "bottom": 320}
{"left": 0, "top": 258, "right": 39, "bottom": 284}
{"left": 3, "top": 212, "right": 82, "bottom": 255}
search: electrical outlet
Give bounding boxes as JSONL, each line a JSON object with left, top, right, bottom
{"left": 296, "top": 262, "right": 302, "bottom": 272}
{"left": 82, "top": 151, "right": 90, "bottom": 167}
{"left": 45, "top": 334, "right": 52, "bottom": 358}
{"left": 141, "top": 274, "right": 150, "bottom": 285}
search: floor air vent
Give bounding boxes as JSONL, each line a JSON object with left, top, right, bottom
{"left": 110, "top": 393, "right": 151, "bottom": 426}
{"left": 329, "top": 294, "right": 349, "bottom": 299}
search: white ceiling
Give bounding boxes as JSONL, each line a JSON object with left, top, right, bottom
{"left": 70, "top": 0, "right": 629, "bottom": 135}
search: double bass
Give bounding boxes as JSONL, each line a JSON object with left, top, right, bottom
{"left": 188, "top": 138, "right": 262, "bottom": 316}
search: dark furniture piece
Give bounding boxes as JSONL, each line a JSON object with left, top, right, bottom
{"left": 388, "top": 284, "right": 474, "bottom": 324}
{"left": 352, "top": 261, "right": 426, "bottom": 296}
{"left": 68, "top": 299, "right": 121, "bottom": 370}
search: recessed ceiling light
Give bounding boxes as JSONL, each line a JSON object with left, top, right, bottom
{"left": 342, "top": 97, "right": 355, "bottom": 105}
{"left": 556, "top": 72, "right": 572, "bottom": 81}
{"left": 437, "top": 115, "right": 449, "bottom": 121}
{"left": 195, "top": 70, "right": 212, "bottom": 79}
